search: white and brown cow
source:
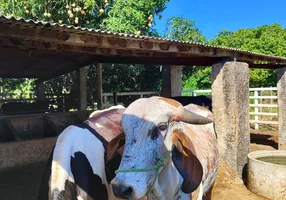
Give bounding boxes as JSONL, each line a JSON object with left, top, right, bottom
{"left": 111, "top": 97, "right": 219, "bottom": 200}
{"left": 38, "top": 105, "right": 126, "bottom": 200}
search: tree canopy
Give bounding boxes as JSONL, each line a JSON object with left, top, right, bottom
{"left": 164, "top": 17, "right": 286, "bottom": 90}
{"left": 0, "top": 0, "right": 167, "bottom": 35}
{"left": 210, "top": 24, "right": 286, "bottom": 87}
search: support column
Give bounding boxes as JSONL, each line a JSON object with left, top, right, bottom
{"left": 212, "top": 61, "right": 249, "bottom": 179}
{"left": 96, "top": 63, "right": 103, "bottom": 110}
{"left": 76, "top": 66, "right": 89, "bottom": 111}
{"left": 161, "top": 65, "right": 182, "bottom": 97}
{"left": 36, "top": 80, "right": 45, "bottom": 100}
{"left": 277, "top": 67, "right": 286, "bottom": 150}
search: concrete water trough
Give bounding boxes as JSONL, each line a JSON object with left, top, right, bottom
{"left": 247, "top": 150, "right": 286, "bottom": 200}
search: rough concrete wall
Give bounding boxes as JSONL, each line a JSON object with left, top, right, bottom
{"left": 212, "top": 61, "right": 250, "bottom": 179}
{"left": 0, "top": 137, "right": 56, "bottom": 200}
{"left": 277, "top": 67, "right": 286, "bottom": 150}
{"left": 170, "top": 65, "right": 182, "bottom": 97}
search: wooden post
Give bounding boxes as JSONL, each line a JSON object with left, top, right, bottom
{"left": 76, "top": 66, "right": 89, "bottom": 111}
{"left": 96, "top": 63, "right": 103, "bottom": 110}
{"left": 277, "top": 67, "right": 286, "bottom": 150}
{"left": 161, "top": 65, "right": 182, "bottom": 97}
{"left": 212, "top": 61, "right": 249, "bottom": 179}
{"left": 113, "top": 92, "right": 118, "bottom": 106}
{"left": 254, "top": 90, "right": 259, "bottom": 130}
{"left": 36, "top": 80, "right": 45, "bottom": 100}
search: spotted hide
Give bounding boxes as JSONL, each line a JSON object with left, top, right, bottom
{"left": 111, "top": 97, "right": 218, "bottom": 200}
{"left": 38, "top": 105, "right": 126, "bottom": 200}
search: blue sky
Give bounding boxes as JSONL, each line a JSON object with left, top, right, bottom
{"left": 154, "top": 0, "right": 286, "bottom": 39}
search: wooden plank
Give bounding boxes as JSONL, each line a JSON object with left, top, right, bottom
{"left": 249, "top": 63, "right": 286, "bottom": 69}
{"left": 77, "top": 67, "right": 88, "bottom": 111}
{"left": 43, "top": 116, "right": 61, "bottom": 135}
{"left": 249, "top": 104, "right": 278, "bottom": 107}
{"left": 249, "top": 87, "right": 277, "bottom": 91}
{"left": 116, "top": 91, "right": 160, "bottom": 96}
{"left": 96, "top": 63, "right": 103, "bottom": 110}
{"left": 161, "top": 65, "right": 171, "bottom": 97}
{"left": 249, "top": 112, "right": 278, "bottom": 116}
{"left": 250, "top": 120, "right": 278, "bottom": 125}
{"left": 249, "top": 96, "right": 277, "bottom": 99}
{"left": 0, "top": 110, "right": 92, "bottom": 119}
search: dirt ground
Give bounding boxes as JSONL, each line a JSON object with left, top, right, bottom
{"left": 212, "top": 128, "right": 278, "bottom": 200}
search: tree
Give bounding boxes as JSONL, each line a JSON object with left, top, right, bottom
{"left": 0, "top": 0, "right": 167, "bottom": 35}
{"left": 165, "top": 16, "right": 207, "bottom": 43}
{"left": 164, "top": 16, "right": 210, "bottom": 90}
{"left": 210, "top": 24, "right": 286, "bottom": 87}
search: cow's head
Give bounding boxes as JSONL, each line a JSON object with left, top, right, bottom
{"left": 111, "top": 97, "right": 213, "bottom": 199}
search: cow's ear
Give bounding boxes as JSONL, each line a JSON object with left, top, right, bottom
{"left": 106, "top": 132, "right": 125, "bottom": 162}
{"left": 105, "top": 132, "right": 125, "bottom": 183}
{"left": 171, "top": 129, "right": 203, "bottom": 194}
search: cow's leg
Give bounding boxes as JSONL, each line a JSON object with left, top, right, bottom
{"left": 204, "top": 183, "right": 214, "bottom": 200}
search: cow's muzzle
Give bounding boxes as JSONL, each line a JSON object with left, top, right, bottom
{"left": 112, "top": 184, "right": 133, "bottom": 199}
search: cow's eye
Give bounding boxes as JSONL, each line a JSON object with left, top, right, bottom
{"left": 158, "top": 123, "right": 168, "bottom": 131}
{"left": 149, "top": 127, "right": 159, "bottom": 140}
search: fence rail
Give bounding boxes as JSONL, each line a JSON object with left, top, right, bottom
{"left": 0, "top": 87, "right": 278, "bottom": 130}
{"left": 102, "top": 91, "right": 160, "bottom": 108}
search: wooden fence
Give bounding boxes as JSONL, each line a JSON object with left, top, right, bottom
{"left": 0, "top": 93, "right": 69, "bottom": 112}
{"left": 182, "top": 87, "right": 278, "bottom": 130}
{"left": 0, "top": 88, "right": 278, "bottom": 130}
{"left": 102, "top": 91, "right": 160, "bottom": 108}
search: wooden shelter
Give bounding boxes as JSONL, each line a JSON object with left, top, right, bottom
{"left": 1, "top": 15, "right": 286, "bottom": 179}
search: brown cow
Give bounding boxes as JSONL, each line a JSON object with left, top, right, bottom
{"left": 111, "top": 97, "right": 219, "bottom": 200}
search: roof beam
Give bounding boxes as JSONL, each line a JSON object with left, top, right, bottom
{"left": 249, "top": 63, "right": 286, "bottom": 69}
{"left": 0, "top": 21, "right": 285, "bottom": 66}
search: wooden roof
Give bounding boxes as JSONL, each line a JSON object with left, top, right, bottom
{"left": 0, "top": 15, "right": 285, "bottom": 79}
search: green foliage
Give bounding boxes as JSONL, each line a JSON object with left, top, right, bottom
{"left": 45, "top": 72, "right": 77, "bottom": 94}
{"left": 164, "top": 16, "right": 210, "bottom": 90}
{"left": 1, "top": 0, "right": 111, "bottom": 28}
{"left": 0, "top": 0, "right": 168, "bottom": 34}
{"left": 0, "top": 78, "right": 35, "bottom": 94}
{"left": 0, "top": 0, "right": 25, "bottom": 17}
{"left": 86, "top": 64, "right": 161, "bottom": 105}
{"left": 165, "top": 16, "right": 207, "bottom": 43}
{"left": 210, "top": 24, "right": 286, "bottom": 87}
{"left": 182, "top": 67, "right": 211, "bottom": 90}
{"left": 101, "top": 0, "right": 168, "bottom": 34}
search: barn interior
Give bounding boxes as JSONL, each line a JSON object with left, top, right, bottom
{"left": 0, "top": 15, "right": 286, "bottom": 199}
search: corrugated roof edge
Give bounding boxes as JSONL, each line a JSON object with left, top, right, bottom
{"left": 0, "top": 14, "right": 286, "bottom": 62}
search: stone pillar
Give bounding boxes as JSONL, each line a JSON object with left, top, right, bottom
{"left": 76, "top": 66, "right": 89, "bottom": 111}
{"left": 36, "top": 80, "right": 45, "bottom": 100}
{"left": 277, "top": 67, "right": 286, "bottom": 150}
{"left": 161, "top": 65, "right": 182, "bottom": 97}
{"left": 212, "top": 61, "right": 249, "bottom": 179}
{"left": 96, "top": 63, "right": 103, "bottom": 110}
